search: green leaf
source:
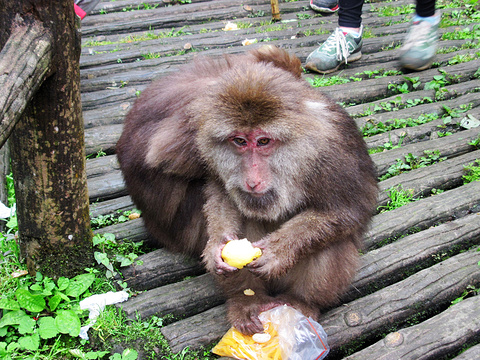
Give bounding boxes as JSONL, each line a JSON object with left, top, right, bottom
{"left": 48, "top": 294, "right": 62, "bottom": 311}
{"left": 94, "top": 252, "right": 110, "bottom": 267}
{"left": 121, "top": 348, "right": 139, "bottom": 360}
{"left": 55, "top": 310, "right": 81, "bottom": 336}
{"left": 0, "top": 310, "right": 27, "bottom": 327}
{"left": 69, "top": 348, "right": 87, "bottom": 359}
{"left": 0, "top": 327, "right": 7, "bottom": 337}
{"left": 0, "top": 298, "right": 20, "bottom": 310}
{"left": 38, "top": 316, "right": 59, "bottom": 339}
{"left": 57, "top": 277, "right": 70, "bottom": 291}
{"left": 86, "top": 350, "right": 109, "bottom": 359}
{"left": 15, "top": 289, "right": 46, "bottom": 313}
{"left": 18, "top": 316, "right": 36, "bottom": 334}
{"left": 65, "top": 273, "right": 95, "bottom": 298}
{"left": 18, "top": 333, "right": 40, "bottom": 351}
{"left": 103, "top": 233, "right": 116, "bottom": 243}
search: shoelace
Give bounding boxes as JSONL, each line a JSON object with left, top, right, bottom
{"left": 322, "top": 28, "right": 360, "bottom": 64}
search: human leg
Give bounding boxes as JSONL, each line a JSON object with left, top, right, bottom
{"left": 305, "top": 0, "right": 365, "bottom": 74}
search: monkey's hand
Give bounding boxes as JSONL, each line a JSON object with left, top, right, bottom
{"left": 247, "top": 238, "right": 291, "bottom": 279}
{"left": 203, "top": 235, "right": 240, "bottom": 276}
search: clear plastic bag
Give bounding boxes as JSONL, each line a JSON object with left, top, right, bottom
{"left": 212, "top": 305, "right": 329, "bottom": 360}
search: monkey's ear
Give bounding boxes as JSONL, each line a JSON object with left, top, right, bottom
{"left": 249, "top": 45, "right": 302, "bottom": 79}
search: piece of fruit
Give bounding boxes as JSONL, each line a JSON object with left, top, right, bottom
{"left": 221, "top": 238, "right": 262, "bottom": 269}
{"left": 243, "top": 288, "right": 255, "bottom": 296}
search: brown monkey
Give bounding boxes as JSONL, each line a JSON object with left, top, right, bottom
{"left": 116, "top": 46, "right": 378, "bottom": 335}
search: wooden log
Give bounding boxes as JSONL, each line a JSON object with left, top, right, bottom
{"left": 85, "top": 124, "right": 123, "bottom": 156}
{"left": 90, "top": 195, "right": 135, "bottom": 218}
{"left": 0, "top": 18, "right": 52, "bottom": 148}
{"left": 377, "top": 149, "right": 480, "bottom": 208}
{"left": 343, "top": 292, "right": 480, "bottom": 360}
{"left": 86, "top": 154, "right": 120, "bottom": 178}
{"left": 88, "top": 169, "right": 128, "bottom": 202}
{"left": 119, "top": 273, "right": 225, "bottom": 319}
{"left": 371, "top": 127, "right": 480, "bottom": 177}
{"left": 121, "top": 248, "right": 204, "bottom": 290}
{"left": 325, "top": 60, "right": 480, "bottom": 105}
{"left": 356, "top": 91, "right": 480, "bottom": 132}
{"left": 366, "top": 180, "right": 480, "bottom": 249}
{"left": 162, "top": 306, "right": 230, "bottom": 354}
{"left": 93, "top": 217, "right": 148, "bottom": 243}
{"left": 344, "top": 212, "right": 480, "bottom": 302}
{"left": 452, "top": 343, "right": 480, "bottom": 360}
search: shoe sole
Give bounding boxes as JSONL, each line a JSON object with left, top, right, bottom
{"left": 305, "top": 51, "right": 362, "bottom": 74}
{"left": 400, "top": 60, "right": 433, "bottom": 71}
{"left": 310, "top": 4, "right": 339, "bottom": 13}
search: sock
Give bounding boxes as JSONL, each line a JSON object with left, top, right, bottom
{"left": 413, "top": 13, "right": 440, "bottom": 25}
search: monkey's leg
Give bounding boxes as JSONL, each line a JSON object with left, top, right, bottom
{"left": 216, "top": 270, "right": 285, "bottom": 335}
{"left": 275, "top": 239, "right": 359, "bottom": 317}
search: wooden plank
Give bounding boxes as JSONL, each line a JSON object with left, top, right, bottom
{"left": 93, "top": 217, "right": 148, "bottom": 243}
{"left": 344, "top": 293, "right": 480, "bottom": 360}
{"left": 119, "top": 273, "right": 225, "bottom": 319}
{"left": 371, "top": 128, "right": 480, "bottom": 177}
{"left": 452, "top": 343, "right": 480, "bottom": 360}
{"left": 90, "top": 195, "right": 135, "bottom": 218}
{"left": 121, "top": 248, "right": 204, "bottom": 290}
{"left": 366, "top": 180, "right": 480, "bottom": 249}
{"left": 377, "top": 149, "right": 480, "bottom": 208}
{"left": 345, "top": 212, "right": 480, "bottom": 301}
{"left": 161, "top": 306, "right": 230, "bottom": 354}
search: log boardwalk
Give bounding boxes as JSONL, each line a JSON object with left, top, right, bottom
{"left": 81, "top": 0, "right": 480, "bottom": 358}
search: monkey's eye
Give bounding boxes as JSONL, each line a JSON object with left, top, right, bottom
{"left": 257, "top": 138, "right": 270, "bottom": 146}
{"left": 232, "top": 137, "right": 247, "bottom": 146}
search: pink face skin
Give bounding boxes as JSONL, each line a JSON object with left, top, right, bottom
{"left": 228, "top": 129, "right": 276, "bottom": 196}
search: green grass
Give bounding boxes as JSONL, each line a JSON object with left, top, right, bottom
{"left": 378, "top": 186, "right": 416, "bottom": 213}
{"left": 463, "top": 159, "right": 480, "bottom": 183}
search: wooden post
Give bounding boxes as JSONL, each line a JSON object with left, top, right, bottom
{"left": 0, "top": 0, "right": 93, "bottom": 278}
{"left": 270, "top": 0, "right": 281, "bottom": 21}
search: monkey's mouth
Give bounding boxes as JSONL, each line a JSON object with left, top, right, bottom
{"left": 238, "top": 188, "right": 279, "bottom": 210}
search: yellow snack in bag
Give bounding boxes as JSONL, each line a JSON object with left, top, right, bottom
{"left": 212, "top": 322, "right": 282, "bottom": 360}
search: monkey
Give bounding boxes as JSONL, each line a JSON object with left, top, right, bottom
{"left": 116, "top": 46, "right": 378, "bottom": 335}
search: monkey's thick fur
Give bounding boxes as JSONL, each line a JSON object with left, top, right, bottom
{"left": 116, "top": 46, "right": 378, "bottom": 334}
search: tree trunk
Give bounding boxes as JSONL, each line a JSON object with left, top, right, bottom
{"left": 0, "top": 0, "right": 93, "bottom": 278}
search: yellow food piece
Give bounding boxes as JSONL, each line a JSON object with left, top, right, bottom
{"left": 244, "top": 288, "right": 255, "bottom": 296}
{"left": 221, "top": 239, "right": 262, "bottom": 269}
{"left": 212, "top": 322, "right": 282, "bottom": 360}
{"left": 128, "top": 213, "right": 140, "bottom": 220}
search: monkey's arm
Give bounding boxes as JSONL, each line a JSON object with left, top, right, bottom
{"left": 202, "top": 181, "right": 244, "bottom": 275}
{"left": 248, "top": 208, "right": 364, "bottom": 279}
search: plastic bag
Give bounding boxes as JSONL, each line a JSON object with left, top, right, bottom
{"left": 212, "top": 305, "right": 329, "bottom": 360}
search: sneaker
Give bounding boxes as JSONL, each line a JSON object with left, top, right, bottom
{"left": 305, "top": 27, "right": 363, "bottom": 74}
{"left": 310, "top": 0, "right": 339, "bottom": 13}
{"left": 399, "top": 13, "right": 440, "bottom": 71}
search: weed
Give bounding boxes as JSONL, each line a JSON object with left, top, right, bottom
{"left": 463, "top": 159, "right": 480, "bottom": 183}
{"left": 306, "top": 74, "right": 361, "bottom": 87}
{"left": 378, "top": 186, "right": 416, "bottom": 213}
{"left": 361, "top": 113, "right": 439, "bottom": 137}
{"left": 379, "top": 150, "right": 446, "bottom": 181}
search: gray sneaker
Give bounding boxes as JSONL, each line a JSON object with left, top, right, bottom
{"left": 310, "top": 0, "right": 339, "bottom": 13}
{"left": 305, "top": 27, "right": 363, "bottom": 74}
{"left": 399, "top": 13, "right": 440, "bottom": 71}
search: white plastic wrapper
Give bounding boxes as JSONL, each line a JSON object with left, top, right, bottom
{"left": 79, "top": 291, "right": 129, "bottom": 340}
{"left": 260, "top": 305, "right": 330, "bottom": 360}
